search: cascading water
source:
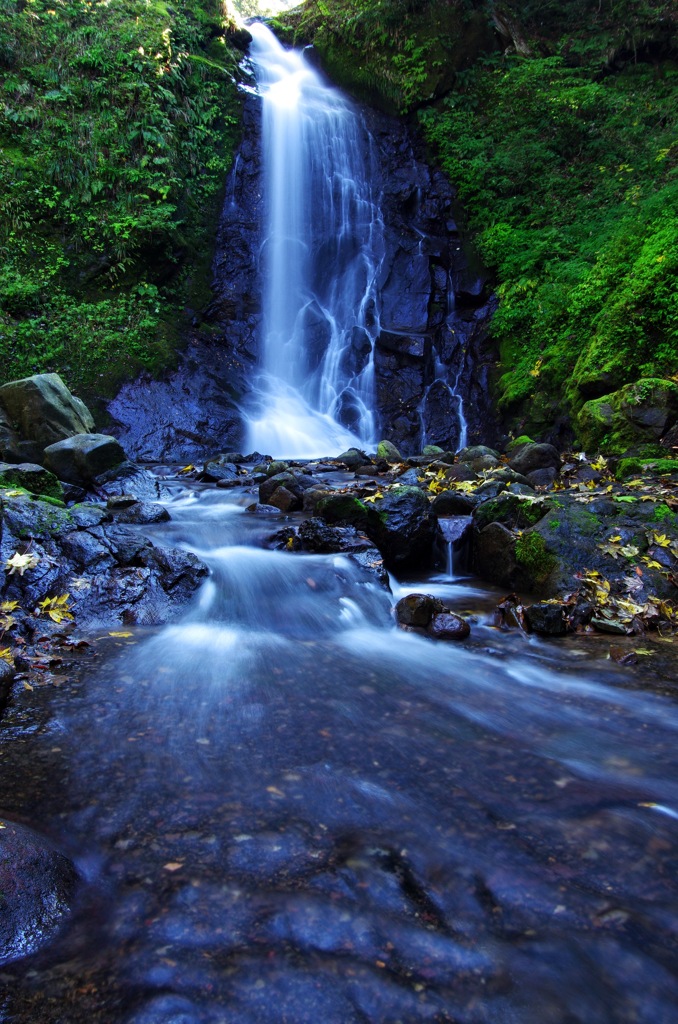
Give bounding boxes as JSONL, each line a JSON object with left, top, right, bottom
{"left": 244, "top": 23, "right": 384, "bottom": 459}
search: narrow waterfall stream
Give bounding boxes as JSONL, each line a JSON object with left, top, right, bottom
{"left": 244, "top": 24, "right": 384, "bottom": 458}
{"left": 1, "top": 473, "right": 678, "bottom": 1023}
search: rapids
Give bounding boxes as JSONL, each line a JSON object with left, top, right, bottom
{"left": 1, "top": 473, "right": 677, "bottom": 1023}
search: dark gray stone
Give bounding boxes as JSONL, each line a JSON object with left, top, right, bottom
{"left": 43, "top": 434, "right": 126, "bottom": 485}
{"left": 0, "top": 373, "right": 94, "bottom": 447}
{"left": 509, "top": 442, "right": 562, "bottom": 476}
{"left": 428, "top": 611, "right": 471, "bottom": 641}
{"left": 525, "top": 602, "right": 567, "bottom": 636}
{"left": 0, "top": 820, "right": 79, "bottom": 966}
{"left": 394, "top": 593, "right": 442, "bottom": 627}
{"left": 367, "top": 486, "right": 437, "bottom": 568}
{"left": 432, "top": 490, "right": 480, "bottom": 515}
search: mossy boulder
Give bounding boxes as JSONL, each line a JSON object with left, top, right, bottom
{"left": 615, "top": 457, "right": 678, "bottom": 481}
{"left": 0, "top": 373, "right": 95, "bottom": 448}
{"left": 577, "top": 378, "right": 678, "bottom": 454}
{"left": 472, "top": 492, "right": 676, "bottom": 597}
{"left": 318, "top": 485, "right": 437, "bottom": 569}
{"left": 0, "top": 462, "right": 63, "bottom": 501}
{"left": 316, "top": 494, "right": 377, "bottom": 531}
{"left": 376, "top": 440, "right": 403, "bottom": 462}
{"left": 473, "top": 492, "right": 549, "bottom": 533}
{"left": 506, "top": 435, "right": 534, "bottom": 452}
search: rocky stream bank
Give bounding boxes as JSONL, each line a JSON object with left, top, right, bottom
{"left": 1, "top": 372, "right": 678, "bottom": 970}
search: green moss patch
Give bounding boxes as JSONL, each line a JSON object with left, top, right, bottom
{"left": 616, "top": 457, "right": 678, "bottom": 480}
{"left": 515, "top": 531, "right": 557, "bottom": 586}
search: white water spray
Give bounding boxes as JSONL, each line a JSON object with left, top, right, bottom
{"left": 244, "top": 23, "right": 384, "bottom": 458}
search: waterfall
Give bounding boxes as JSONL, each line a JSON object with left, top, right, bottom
{"left": 244, "top": 23, "right": 384, "bottom": 459}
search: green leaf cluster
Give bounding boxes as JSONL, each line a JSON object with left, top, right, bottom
{"left": 0, "top": 0, "right": 242, "bottom": 395}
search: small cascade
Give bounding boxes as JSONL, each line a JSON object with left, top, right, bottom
{"left": 437, "top": 516, "right": 472, "bottom": 579}
{"left": 244, "top": 23, "right": 384, "bottom": 458}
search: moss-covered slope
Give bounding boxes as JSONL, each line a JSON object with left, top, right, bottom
{"left": 0, "top": 0, "right": 243, "bottom": 401}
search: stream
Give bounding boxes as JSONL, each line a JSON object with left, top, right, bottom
{"left": 1, "top": 471, "right": 678, "bottom": 1023}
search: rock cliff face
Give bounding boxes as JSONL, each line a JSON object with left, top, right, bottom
{"left": 109, "top": 53, "right": 499, "bottom": 461}
{"left": 211, "top": 84, "right": 498, "bottom": 455}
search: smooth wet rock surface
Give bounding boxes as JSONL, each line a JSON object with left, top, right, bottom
{"left": 0, "top": 819, "right": 79, "bottom": 966}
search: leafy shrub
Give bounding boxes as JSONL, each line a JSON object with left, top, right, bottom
{"left": 0, "top": 0, "right": 242, "bottom": 396}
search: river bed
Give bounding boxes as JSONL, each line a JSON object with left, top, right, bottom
{"left": 1, "top": 473, "right": 677, "bottom": 1023}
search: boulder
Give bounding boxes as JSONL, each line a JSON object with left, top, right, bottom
{"left": 577, "top": 378, "right": 678, "bottom": 453}
{"left": 297, "top": 518, "right": 372, "bottom": 554}
{"left": 0, "top": 462, "right": 63, "bottom": 501}
{"left": 0, "top": 819, "right": 79, "bottom": 965}
{"left": 376, "top": 439, "right": 403, "bottom": 463}
{"left": 428, "top": 611, "right": 471, "bottom": 641}
{"left": 258, "top": 471, "right": 317, "bottom": 509}
{"left": 474, "top": 522, "right": 529, "bottom": 591}
{"left": 526, "top": 468, "right": 557, "bottom": 488}
{"left": 336, "top": 448, "right": 372, "bottom": 469}
{"left": 525, "top": 602, "right": 567, "bottom": 636}
{"left": 0, "top": 660, "right": 14, "bottom": 712}
{"left": 457, "top": 445, "right": 501, "bottom": 472}
{"left": 0, "top": 491, "right": 208, "bottom": 627}
{"left": 202, "top": 459, "right": 239, "bottom": 484}
{"left": 43, "top": 434, "right": 126, "bottom": 486}
{"left": 660, "top": 423, "right": 678, "bottom": 453}
{"left": 89, "top": 462, "right": 166, "bottom": 501}
{"left": 431, "top": 490, "right": 479, "bottom": 516}
{"left": 316, "top": 494, "right": 376, "bottom": 530}
{"left": 394, "top": 593, "right": 470, "bottom": 639}
{"left": 485, "top": 467, "right": 532, "bottom": 486}
{"left": 473, "top": 492, "right": 549, "bottom": 533}
{"left": 108, "top": 501, "right": 171, "bottom": 526}
{"left": 508, "top": 442, "right": 561, "bottom": 476}
{"left": 394, "top": 593, "right": 443, "bottom": 627}
{"left": 367, "top": 486, "right": 437, "bottom": 568}
{"left": 474, "top": 480, "right": 505, "bottom": 498}
{"left": 267, "top": 485, "right": 300, "bottom": 513}
{"left": 0, "top": 373, "right": 94, "bottom": 447}
{"left": 441, "top": 462, "right": 477, "bottom": 483}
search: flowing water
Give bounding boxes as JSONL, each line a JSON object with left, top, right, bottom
{"left": 1, "top": 474, "right": 678, "bottom": 1023}
{"left": 244, "top": 24, "right": 384, "bottom": 458}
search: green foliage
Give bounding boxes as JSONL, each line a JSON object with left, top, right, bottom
{"left": 0, "top": 0, "right": 242, "bottom": 396}
{"left": 420, "top": 51, "right": 678, "bottom": 430}
{"left": 279, "top": 0, "right": 492, "bottom": 114}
